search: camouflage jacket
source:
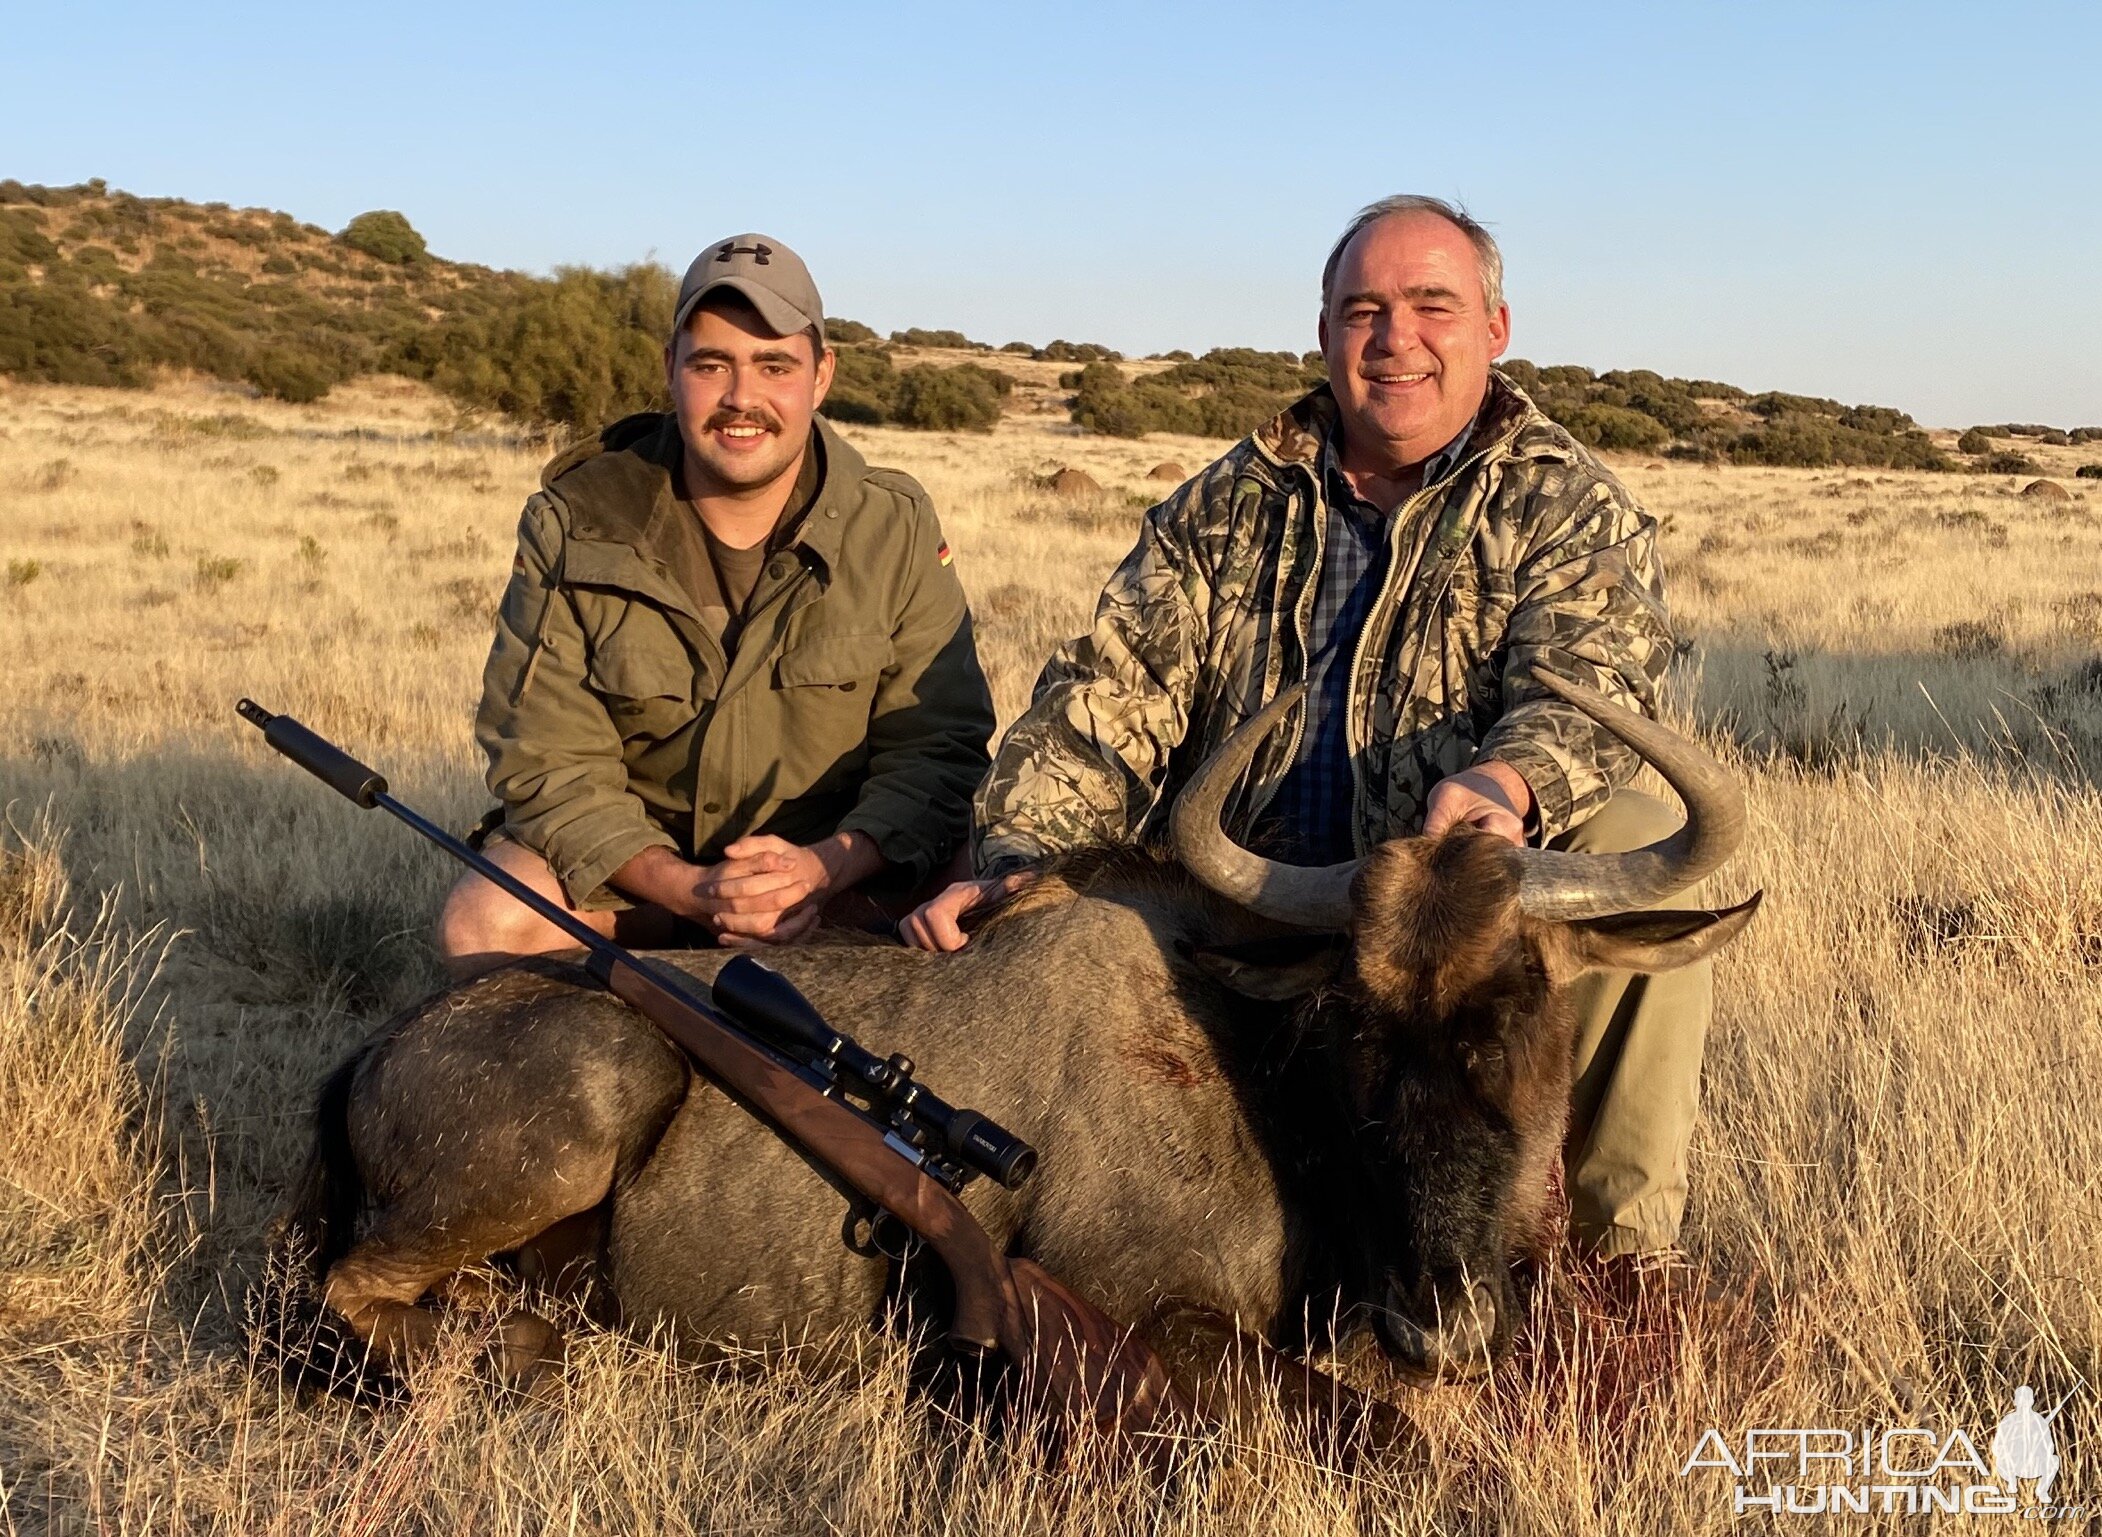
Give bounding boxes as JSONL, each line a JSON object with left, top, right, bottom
{"left": 974, "top": 372, "right": 1673, "bottom": 873}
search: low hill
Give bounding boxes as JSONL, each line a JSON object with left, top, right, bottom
{"left": 3, "top": 180, "right": 2094, "bottom": 469}
{"left": 0, "top": 178, "right": 670, "bottom": 429}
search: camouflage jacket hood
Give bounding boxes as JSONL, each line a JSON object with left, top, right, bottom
{"left": 974, "top": 369, "right": 1674, "bottom": 872}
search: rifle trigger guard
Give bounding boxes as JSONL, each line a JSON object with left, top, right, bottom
{"left": 842, "top": 1202, "right": 882, "bottom": 1257}
{"left": 841, "top": 1205, "right": 917, "bottom": 1262}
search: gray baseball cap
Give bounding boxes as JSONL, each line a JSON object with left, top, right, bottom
{"left": 672, "top": 234, "right": 825, "bottom": 348}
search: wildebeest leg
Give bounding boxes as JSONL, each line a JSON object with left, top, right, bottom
{"left": 324, "top": 1146, "right": 618, "bottom": 1383}
{"left": 1143, "top": 1305, "right": 1421, "bottom": 1459}
{"left": 510, "top": 1206, "right": 609, "bottom": 1313}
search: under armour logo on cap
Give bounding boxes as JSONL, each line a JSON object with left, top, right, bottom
{"left": 715, "top": 241, "right": 773, "bottom": 265}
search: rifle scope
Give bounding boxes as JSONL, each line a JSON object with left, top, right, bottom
{"left": 712, "top": 955, "right": 1037, "bottom": 1190}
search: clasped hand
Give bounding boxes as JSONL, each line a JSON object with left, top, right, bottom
{"left": 684, "top": 834, "right": 843, "bottom": 946}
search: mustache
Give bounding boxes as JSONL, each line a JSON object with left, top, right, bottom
{"left": 704, "top": 408, "right": 782, "bottom": 432}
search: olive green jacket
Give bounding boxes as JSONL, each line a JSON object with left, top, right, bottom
{"left": 478, "top": 413, "right": 995, "bottom": 909}
{"left": 975, "top": 373, "right": 1673, "bottom": 873}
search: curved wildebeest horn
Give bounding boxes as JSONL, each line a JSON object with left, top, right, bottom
{"left": 1509, "top": 668, "right": 1747, "bottom": 921}
{"left": 1171, "top": 684, "right": 1361, "bottom": 930}
{"left": 1172, "top": 668, "right": 1747, "bottom": 930}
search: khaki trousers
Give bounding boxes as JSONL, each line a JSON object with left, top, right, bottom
{"left": 1554, "top": 789, "right": 1713, "bottom": 1258}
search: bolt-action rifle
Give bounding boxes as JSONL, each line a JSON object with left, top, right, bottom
{"left": 237, "top": 698, "right": 1186, "bottom": 1438}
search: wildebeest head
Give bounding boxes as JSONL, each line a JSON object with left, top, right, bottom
{"left": 1170, "top": 670, "right": 1760, "bottom": 1381}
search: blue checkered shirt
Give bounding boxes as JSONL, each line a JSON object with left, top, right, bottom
{"left": 1261, "top": 423, "right": 1473, "bottom": 864}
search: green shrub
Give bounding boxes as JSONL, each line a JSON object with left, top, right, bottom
{"left": 1562, "top": 403, "right": 1671, "bottom": 453}
{"left": 891, "top": 363, "right": 1001, "bottom": 431}
{"left": 1073, "top": 390, "right": 1157, "bottom": 439}
{"left": 1501, "top": 357, "right": 1955, "bottom": 469}
{"left": 822, "top": 345, "right": 897, "bottom": 424}
{"left": 408, "top": 262, "right": 674, "bottom": 429}
{"left": 1730, "top": 416, "right": 1949, "bottom": 470}
{"left": 1037, "top": 339, "right": 1123, "bottom": 363}
{"left": 1838, "top": 403, "right": 1917, "bottom": 435}
{"left": 245, "top": 346, "right": 335, "bottom": 403}
{"left": 337, "top": 210, "right": 427, "bottom": 265}
{"left": 2075, "top": 464, "right": 2102, "bottom": 480}
{"left": 1069, "top": 348, "right": 1322, "bottom": 439}
{"left": 2070, "top": 427, "right": 2102, "bottom": 444}
{"left": 1957, "top": 427, "right": 1993, "bottom": 455}
{"left": 1982, "top": 451, "right": 2041, "bottom": 475}
{"left": 956, "top": 362, "right": 1014, "bottom": 397}
{"left": 1750, "top": 390, "right": 1847, "bottom": 420}
{"left": 824, "top": 317, "right": 878, "bottom": 345}
{"left": 998, "top": 341, "right": 1034, "bottom": 355}
{"left": 890, "top": 327, "right": 979, "bottom": 350}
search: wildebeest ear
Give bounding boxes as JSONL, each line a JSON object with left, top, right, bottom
{"left": 1183, "top": 935, "right": 1349, "bottom": 1000}
{"left": 1550, "top": 892, "right": 1763, "bottom": 981}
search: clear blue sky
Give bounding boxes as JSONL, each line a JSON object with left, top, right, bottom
{"left": 9, "top": 1, "right": 2098, "bottom": 427}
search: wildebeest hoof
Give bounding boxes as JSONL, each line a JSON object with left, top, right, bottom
{"left": 489, "top": 1312, "right": 566, "bottom": 1392}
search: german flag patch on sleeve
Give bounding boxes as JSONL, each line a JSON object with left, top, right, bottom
{"left": 936, "top": 540, "right": 953, "bottom": 567}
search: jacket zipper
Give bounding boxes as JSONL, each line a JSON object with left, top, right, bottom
{"left": 1340, "top": 444, "right": 1498, "bottom": 854}
{"left": 1342, "top": 483, "right": 1433, "bottom": 854}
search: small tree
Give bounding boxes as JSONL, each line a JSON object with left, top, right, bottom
{"left": 338, "top": 210, "right": 427, "bottom": 266}
{"left": 245, "top": 346, "right": 335, "bottom": 403}
{"left": 892, "top": 364, "right": 1001, "bottom": 431}
{"left": 1956, "top": 427, "right": 1993, "bottom": 455}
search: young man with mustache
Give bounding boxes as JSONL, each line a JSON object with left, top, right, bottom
{"left": 905, "top": 197, "right": 1708, "bottom": 1274}
{"left": 440, "top": 236, "right": 994, "bottom": 972}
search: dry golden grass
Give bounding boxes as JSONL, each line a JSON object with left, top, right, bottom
{"left": 1, "top": 373, "right": 2098, "bottom": 1532}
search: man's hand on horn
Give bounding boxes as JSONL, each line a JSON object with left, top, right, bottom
{"left": 1421, "top": 761, "right": 1533, "bottom": 847}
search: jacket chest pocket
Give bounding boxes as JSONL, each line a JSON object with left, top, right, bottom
{"left": 775, "top": 632, "right": 892, "bottom": 706}
{"left": 586, "top": 607, "right": 701, "bottom": 741}
{"left": 773, "top": 632, "right": 894, "bottom": 793}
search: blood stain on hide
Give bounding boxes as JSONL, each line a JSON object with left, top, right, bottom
{"left": 1123, "top": 1041, "right": 1208, "bottom": 1088}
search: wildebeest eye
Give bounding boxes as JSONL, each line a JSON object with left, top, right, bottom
{"left": 1458, "top": 1040, "right": 1508, "bottom": 1101}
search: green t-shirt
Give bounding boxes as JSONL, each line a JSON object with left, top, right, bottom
{"left": 664, "top": 431, "right": 823, "bottom": 656}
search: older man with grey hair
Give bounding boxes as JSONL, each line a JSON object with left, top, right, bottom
{"left": 906, "top": 195, "right": 1708, "bottom": 1276}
